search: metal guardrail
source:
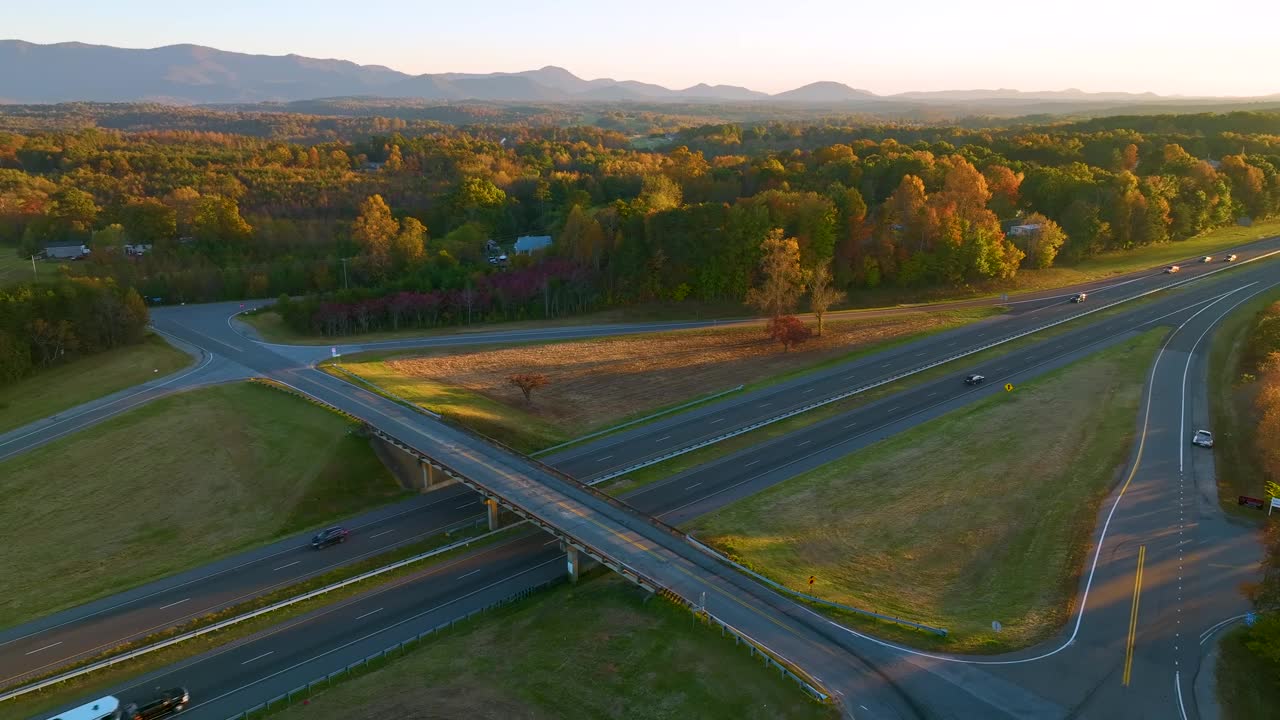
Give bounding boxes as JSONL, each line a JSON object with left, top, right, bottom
{"left": 587, "top": 248, "right": 1280, "bottom": 485}
{"left": 0, "top": 526, "right": 508, "bottom": 703}
{"left": 531, "top": 384, "right": 745, "bottom": 457}
{"left": 686, "top": 535, "right": 948, "bottom": 636}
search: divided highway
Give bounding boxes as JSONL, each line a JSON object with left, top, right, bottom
{"left": 5, "top": 238, "right": 1279, "bottom": 720}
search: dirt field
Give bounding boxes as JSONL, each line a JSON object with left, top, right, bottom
{"left": 365, "top": 308, "right": 996, "bottom": 446}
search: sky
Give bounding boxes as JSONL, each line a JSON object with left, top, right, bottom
{"left": 7, "top": 0, "right": 1279, "bottom": 97}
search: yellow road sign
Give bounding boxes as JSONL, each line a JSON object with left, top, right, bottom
{"left": 1004, "top": 383, "right": 1015, "bottom": 392}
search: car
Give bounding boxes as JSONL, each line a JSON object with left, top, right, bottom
{"left": 1070, "top": 292, "right": 1087, "bottom": 303}
{"left": 1225, "top": 254, "right": 1238, "bottom": 262}
{"left": 311, "top": 526, "right": 349, "bottom": 549}
{"left": 1192, "top": 430, "right": 1214, "bottom": 448}
{"left": 125, "top": 687, "right": 189, "bottom": 719}
{"left": 1201, "top": 255, "right": 1213, "bottom": 263}
{"left": 1164, "top": 265, "right": 1180, "bottom": 274}
{"left": 964, "top": 374, "right": 984, "bottom": 386}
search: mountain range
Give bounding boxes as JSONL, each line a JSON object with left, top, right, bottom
{"left": 0, "top": 39, "right": 1268, "bottom": 106}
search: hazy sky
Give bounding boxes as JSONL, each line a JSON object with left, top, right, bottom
{"left": 8, "top": 0, "right": 1278, "bottom": 96}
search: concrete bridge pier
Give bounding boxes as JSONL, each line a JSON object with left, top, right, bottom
{"left": 564, "top": 544, "right": 581, "bottom": 583}
{"left": 418, "top": 460, "right": 453, "bottom": 491}
{"left": 486, "top": 498, "right": 501, "bottom": 531}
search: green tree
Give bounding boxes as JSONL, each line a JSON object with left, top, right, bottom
{"left": 808, "top": 263, "right": 845, "bottom": 336}
{"left": 1017, "top": 213, "right": 1069, "bottom": 269}
{"left": 122, "top": 198, "right": 177, "bottom": 247}
{"left": 391, "top": 216, "right": 427, "bottom": 270}
{"left": 192, "top": 196, "right": 253, "bottom": 260}
{"left": 352, "top": 194, "right": 400, "bottom": 277}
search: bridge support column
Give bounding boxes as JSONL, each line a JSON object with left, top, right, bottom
{"left": 486, "top": 498, "right": 501, "bottom": 531}
{"left": 565, "top": 545, "right": 580, "bottom": 583}
{"left": 417, "top": 461, "right": 453, "bottom": 491}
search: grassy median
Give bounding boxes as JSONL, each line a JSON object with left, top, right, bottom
{"left": 0, "top": 381, "right": 408, "bottom": 629}
{"left": 0, "top": 333, "right": 192, "bottom": 435}
{"left": 689, "top": 329, "right": 1165, "bottom": 652}
{"left": 328, "top": 308, "right": 999, "bottom": 453}
{"left": 269, "top": 574, "right": 834, "bottom": 720}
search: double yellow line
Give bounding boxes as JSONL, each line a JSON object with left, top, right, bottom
{"left": 1122, "top": 545, "right": 1146, "bottom": 686}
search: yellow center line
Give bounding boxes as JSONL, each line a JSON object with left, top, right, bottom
{"left": 1123, "top": 544, "right": 1146, "bottom": 686}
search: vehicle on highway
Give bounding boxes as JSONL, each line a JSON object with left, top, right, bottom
{"left": 1226, "top": 254, "right": 1238, "bottom": 262}
{"left": 311, "top": 526, "right": 349, "bottom": 549}
{"left": 1192, "top": 430, "right": 1214, "bottom": 448}
{"left": 1164, "top": 265, "right": 1180, "bottom": 273}
{"left": 964, "top": 374, "right": 985, "bottom": 385}
{"left": 1201, "top": 255, "right": 1213, "bottom": 262}
{"left": 1070, "top": 292, "right": 1087, "bottom": 303}
{"left": 47, "top": 695, "right": 122, "bottom": 720}
{"left": 125, "top": 687, "right": 189, "bottom": 719}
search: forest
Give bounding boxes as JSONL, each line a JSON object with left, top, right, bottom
{"left": 1, "top": 107, "right": 1280, "bottom": 345}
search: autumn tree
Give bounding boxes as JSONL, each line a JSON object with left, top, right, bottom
{"left": 391, "top": 216, "right": 427, "bottom": 270}
{"left": 808, "top": 263, "right": 844, "bottom": 336}
{"left": 1016, "top": 213, "right": 1069, "bottom": 269}
{"left": 352, "top": 194, "right": 400, "bottom": 277}
{"left": 983, "top": 165, "right": 1023, "bottom": 219}
{"left": 767, "top": 315, "right": 812, "bottom": 351}
{"left": 746, "top": 229, "right": 805, "bottom": 319}
{"left": 507, "top": 373, "right": 549, "bottom": 403}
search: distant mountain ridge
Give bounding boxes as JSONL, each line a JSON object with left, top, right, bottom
{"left": 0, "top": 39, "right": 1258, "bottom": 106}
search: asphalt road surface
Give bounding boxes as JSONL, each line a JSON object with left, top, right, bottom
{"left": 6, "top": 240, "right": 1279, "bottom": 719}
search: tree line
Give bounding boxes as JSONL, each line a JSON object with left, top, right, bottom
{"left": 2, "top": 110, "right": 1279, "bottom": 335}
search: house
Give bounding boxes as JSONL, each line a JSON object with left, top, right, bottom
{"left": 124, "top": 243, "right": 153, "bottom": 256}
{"left": 1007, "top": 224, "right": 1042, "bottom": 238}
{"left": 514, "top": 235, "right": 552, "bottom": 255}
{"left": 43, "top": 241, "right": 90, "bottom": 260}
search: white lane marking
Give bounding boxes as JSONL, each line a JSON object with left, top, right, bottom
{"left": 543, "top": 538, "right": 559, "bottom": 546}
{"left": 240, "top": 651, "right": 274, "bottom": 665}
{"left": 745, "top": 459, "right": 760, "bottom": 467}
{"left": 825, "top": 283, "right": 1265, "bottom": 667}
{"left": 597, "top": 455, "right": 613, "bottom": 462}
{"left": 710, "top": 418, "right": 724, "bottom": 424}
{"left": 798, "top": 440, "right": 811, "bottom": 446}
{"left": 880, "top": 362, "right": 892, "bottom": 368}
{"left": 185, "top": 559, "right": 562, "bottom": 714}
{"left": 456, "top": 502, "right": 476, "bottom": 509}
{"left": 655, "top": 436, "right": 671, "bottom": 443}
{"left": 458, "top": 569, "right": 482, "bottom": 579}
{"left": 1200, "top": 613, "right": 1251, "bottom": 644}
{"left": 1175, "top": 671, "right": 1188, "bottom": 720}
{"left": 843, "top": 422, "right": 858, "bottom": 430}
{"left": 158, "top": 598, "right": 191, "bottom": 611}
{"left": 24, "top": 641, "right": 62, "bottom": 656}
{"left": 887, "top": 406, "right": 900, "bottom": 413}
{"left": 355, "top": 608, "right": 383, "bottom": 621}
{"left": 686, "top": 482, "right": 702, "bottom": 490}
{"left": 927, "top": 392, "right": 937, "bottom": 397}
{"left": 272, "top": 561, "right": 301, "bottom": 571}
{"left": 804, "top": 387, "right": 816, "bottom": 393}
{"left": 759, "top": 402, "right": 772, "bottom": 407}
{"left": 370, "top": 529, "right": 394, "bottom": 539}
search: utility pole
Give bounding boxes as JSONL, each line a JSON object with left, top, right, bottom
{"left": 339, "top": 257, "right": 350, "bottom": 290}
{"left": 30, "top": 254, "right": 37, "bottom": 281}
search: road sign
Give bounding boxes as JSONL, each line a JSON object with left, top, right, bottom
{"left": 808, "top": 575, "right": 815, "bottom": 588}
{"left": 1270, "top": 497, "right": 1280, "bottom": 516}
{"left": 1004, "top": 383, "right": 1015, "bottom": 392}
{"left": 330, "top": 346, "right": 339, "bottom": 358}
{"left": 992, "top": 620, "right": 1002, "bottom": 632}
{"left": 1246, "top": 612, "right": 1258, "bottom": 627}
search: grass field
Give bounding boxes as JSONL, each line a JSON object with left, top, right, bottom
{"left": 1208, "top": 289, "right": 1280, "bottom": 515}
{"left": 1216, "top": 625, "right": 1280, "bottom": 720}
{"left": 0, "top": 333, "right": 192, "bottom": 434}
{"left": 0, "top": 250, "right": 36, "bottom": 286}
{"left": 331, "top": 308, "right": 998, "bottom": 452}
{"left": 0, "top": 381, "right": 408, "bottom": 629}
{"left": 270, "top": 575, "right": 834, "bottom": 720}
{"left": 689, "top": 330, "right": 1165, "bottom": 652}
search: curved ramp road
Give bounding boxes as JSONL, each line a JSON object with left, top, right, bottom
{"left": 4, "top": 238, "right": 1278, "bottom": 719}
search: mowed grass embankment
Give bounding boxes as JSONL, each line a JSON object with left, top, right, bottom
{"left": 0, "top": 333, "right": 192, "bottom": 434}
{"left": 1209, "top": 290, "right": 1280, "bottom": 515}
{"left": 689, "top": 329, "right": 1165, "bottom": 653}
{"left": 0, "top": 250, "right": 36, "bottom": 286}
{"left": 1216, "top": 625, "right": 1280, "bottom": 720}
{"left": 271, "top": 574, "right": 835, "bottom": 720}
{"left": 0, "top": 381, "right": 408, "bottom": 629}
{"left": 329, "top": 307, "right": 1000, "bottom": 453}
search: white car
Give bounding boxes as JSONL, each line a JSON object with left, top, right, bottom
{"left": 1164, "top": 265, "right": 1180, "bottom": 274}
{"left": 1201, "top": 256, "right": 1213, "bottom": 263}
{"left": 1225, "top": 254, "right": 1238, "bottom": 262}
{"left": 1192, "top": 430, "right": 1214, "bottom": 448}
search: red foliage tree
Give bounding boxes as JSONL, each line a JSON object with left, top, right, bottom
{"left": 507, "top": 373, "right": 549, "bottom": 403}
{"left": 767, "top": 315, "right": 812, "bottom": 352}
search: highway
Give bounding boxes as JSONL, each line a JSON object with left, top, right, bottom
{"left": 5, "top": 241, "right": 1277, "bottom": 690}
{"left": 4, "top": 239, "right": 1278, "bottom": 719}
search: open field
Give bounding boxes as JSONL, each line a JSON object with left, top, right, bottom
{"left": 0, "top": 381, "right": 407, "bottom": 629}
{"left": 0, "top": 333, "right": 192, "bottom": 434}
{"left": 689, "top": 330, "right": 1164, "bottom": 652}
{"left": 270, "top": 574, "right": 834, "bottom": 720}
{"left": 0, "top": 251, "right": 36, "bottom": 286}
{"left": 1216, "top": 624, "right": 1280, "bottom": 720}
{"left": 1208, "top": 289, "right": 1280, "bottom": 515}
{"left": 332, "top": 308, "right": 999, "bottom": 452}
